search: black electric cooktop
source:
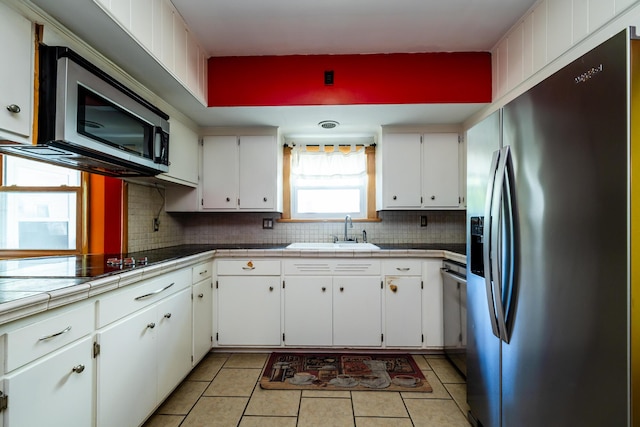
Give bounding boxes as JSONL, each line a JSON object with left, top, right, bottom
{"left": 0, "top": 245, "right": 216, "bottom": 279}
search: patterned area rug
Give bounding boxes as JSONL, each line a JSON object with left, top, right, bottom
{"left": 260, "top": 352, "right": 432, "bottom": 392}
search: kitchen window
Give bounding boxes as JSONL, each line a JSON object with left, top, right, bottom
{"left": 283, "top": 143, "right": 377, "bottom": 220}
{"left": 0, "top": 155, "right": 85, "bottom": 256}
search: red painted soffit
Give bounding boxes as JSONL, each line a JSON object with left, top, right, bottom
{"left": 207, "top": 52, "right": 492, "bottom": 107}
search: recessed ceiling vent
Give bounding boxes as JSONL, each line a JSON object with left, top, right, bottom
{"left": 318, "top": 120, "right": 339, "bottom": 129}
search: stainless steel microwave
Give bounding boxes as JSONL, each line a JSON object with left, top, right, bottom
{"left": 0, "top": 45, "right": 170, "bottom": 177}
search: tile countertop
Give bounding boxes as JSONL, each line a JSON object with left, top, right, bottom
{"left": 0, "top": 243, "right": 465, "bottom": 325}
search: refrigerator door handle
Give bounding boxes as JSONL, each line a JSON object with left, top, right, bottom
{"left": 482, "top": 149, "right": 501, "bottom": 338}
{"left": 491, "top": 145, "right": 517, "bottom": 344}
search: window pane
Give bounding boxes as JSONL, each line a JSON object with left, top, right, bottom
{"left": 297, "top": 189, "right": 361, "bottom": 213}
{"left": 0, "top": 192, "right": 77, "bottom": 250}
{"left": 4, "top": 156, "right": 81, "bottom": 186}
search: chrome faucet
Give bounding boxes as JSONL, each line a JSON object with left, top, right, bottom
{"left": 344, "top": 215, "right": 353, "bottom": 241}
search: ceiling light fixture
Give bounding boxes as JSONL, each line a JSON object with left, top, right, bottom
{"left": 318, "top": 120, "right": 339, "bottom": 129}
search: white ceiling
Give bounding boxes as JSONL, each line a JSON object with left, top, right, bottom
{"left": 167, "top": 0, "right": 536, "bottom": 135}
{"left": 171, "top": 0, "right": 537, "bottom": 57}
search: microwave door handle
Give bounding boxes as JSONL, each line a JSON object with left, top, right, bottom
{"left": 483, "top": 149, "right": 501, "bottom": 339}
{"left": 154, "top": 127, "right": 168, "bottom": 164}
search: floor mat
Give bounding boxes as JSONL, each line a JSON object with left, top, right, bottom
{"left": 260, "top": 352, "right": 432, "bottom": 392}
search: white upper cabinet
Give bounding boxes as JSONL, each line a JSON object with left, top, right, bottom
{"left": 422, "top": 133, "right": 460, "bottom": 208}
{"left": 159, "top": 117, "right": 199, "bottom": 187}
{"left": 201, "top": 134, "right": 282, "bottom": 212}
{"left": 377, "top": 132, "right": 462, "bottom": 210}
{"left": 0, "top": 3, "right": 33, "bottom": 143}
{"left": 93, "top": 0, "right": 207, "bottom": 103}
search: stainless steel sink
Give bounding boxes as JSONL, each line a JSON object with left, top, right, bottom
{"left": 285, "top": 242, "right": 380, "bottom": 250}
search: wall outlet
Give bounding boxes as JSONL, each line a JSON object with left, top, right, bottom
{"left": 153, "top": 218, "right": 160, "bottom": 232}
{"left": 262, "top": 218, "right": 274, "bottom": 229}
{"left": 420, "top": 216, "right": 428, "bottom": 227}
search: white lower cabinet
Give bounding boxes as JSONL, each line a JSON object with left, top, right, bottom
{"left": 97, "top": 304, "right": 158, "bottom": 427}
{"left": 217, "top": 276, "right": 281, "bottom": 346}
{"left": 4, "top": 336, "right": 93, "bottom": 427}
{"left": 333, "top": 276, "right": 382, "bottom": 347}
{"left": 423, "top": 259, "right": 444, "bottom": 348}
{"left": 282, "top": 259, "right": 382, "bottom": 348}
{"left": 384, "top": 276, "right": 423, "bottom": 347}
{"left": 97, "top": 287, "right": 192, "bottom": 427}
{"left": 215, "top": 259, "right": 281, "bottom": 346}
{"left": 383, "top": 259, "right": 423, "bottom": 347}
{"left": 283, "top": 276, "right": 332, "bottom": 346}
{"left": 192, "top": 278, "right": 213, "bottom": 365}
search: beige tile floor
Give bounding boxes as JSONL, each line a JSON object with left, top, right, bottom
{"left": 143, "top": 352, "right": 470, "bottom": 427}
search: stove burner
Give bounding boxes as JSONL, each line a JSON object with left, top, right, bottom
{"left": 107, "top": 256, "right": 148, "bottom": 267}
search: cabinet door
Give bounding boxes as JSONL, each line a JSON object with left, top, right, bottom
{"left": 385, "top": 276, "right": 422, "bottom": 347}
{"left": 4, "top": 337, "right": 93, "bottom": 427}
{"left": 283, "top": 276, "right": 332, "bottom": 346}
{"left": 423, "top": 260, "right": 444, "bottom": 348}
{"left": 0, "top": 3, "right": 33, "bottom": 140}
{"left": 202, "top": 136, "right": 238, "bottom": 209}
{"left": 193, "top": 278, "right": 213, "bottom": 365}
{"left": 97, "top": 305, "right": 157, "bottom": 427}
{"left": 381, "top": 133, "right": 422, "bottom": 208}
{"left": 217, "top": 276, "right": 281, "bottom": 346}
{"left": 157, "top": 287, "right": 192, "bottom": 402}
{"left": 333, "top": 277, "right": 382, "bottom": 347}
{"left": 422, "top": 133, "right": 460, "bottom": 208}
{"left": 162, "top": 118, "right": 199, "bottom": 186}
{"left": 239, "top": 135, "right": 277, "bottom": 210}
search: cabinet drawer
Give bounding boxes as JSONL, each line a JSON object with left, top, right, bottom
{"left": 6, "top": 303, "right": 94, "bottom": 372}
{"left": 382, "top": 259, "right": 423, "bottom": 276}
{"left": 192, "top": 261, "right": 212, "bottom": 283}
{"left": 284, "top": 259, "right": 381, "bottom": 275}
{"left": 97, "top": 268, "right": 190, "bottom": 328}
{"left": 216, "top": 259, "right": 281, "bottom": 276}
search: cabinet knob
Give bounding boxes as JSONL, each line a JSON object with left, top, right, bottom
{"left": 392, "top": 195, "right": 397, "bottom": 200}
{"left": 225, "top": 197, "right": 231, "bottom": 202}
{"left": 321, "top": 287, "right": 326, "bottom": 292}
{"left": 431, "top": 195, "right": 435, "bottom": 200}
{"left": 263, "top": 197, "right": 267, "bottom": 202}
{"left": 269, "top": 286, "right": 274, "bottom": 291}
{"left": 147, "top": 322, "right": 156, "bottom": 329}
{"left": 72, "top": 364, "right": 85, "bottom": 374}
{"left": 164, "top": 313, "right": 172, "bottom": 319}
{"left": 6, "top": 104, "right": 20, "bottom": 113}
{"left": 198, "top": 293, "right": 204, "bottom": 298}
{"left": 390, "top": 284, "right": 398, "bottom": 293}
{"left": 340, "top": 287, "right": 344, "bottom": 292}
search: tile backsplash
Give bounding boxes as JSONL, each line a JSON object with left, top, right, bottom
{"left": 127, "top": 183, "right": 465, "bottom": 252}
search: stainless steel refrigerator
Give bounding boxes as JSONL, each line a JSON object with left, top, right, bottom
{"left": 466, "top": 28, "right": 640, "bottom": 426}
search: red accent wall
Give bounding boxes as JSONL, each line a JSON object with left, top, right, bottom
{"left": 208, "top": 52, "right": 491, "bottom": 107}
{"left": 89, "top": 175, "right": 123, "bottom": 254}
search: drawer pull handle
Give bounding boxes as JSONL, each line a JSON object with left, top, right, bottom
{"left": 396, "top": 267, "right": 410, "bottom": 271}
{"left": 72, "top": 364, "right": 85, "bottom": 374}
{"left": 147, "top": 323, "right": 156, "bottom": 329}
{"left": 135, "top": 282, "right": 175, "bottom": 300}
{"left": 390, "top": 284, "right": 398, "bottom": 293}
{"left": 39, "top": 326, "right": 71, "bottom": 341}
{"left": 242, "top": 266, "right": 255, "bottom": 271}
{"left": 199, "top": 270, "right": 208, "bottom": 275}
{"left": 164, "top": 313, "right": 172, "bottom": 319}
{"left": 6, "top": 104, "right": 21, "bottom": 113}
{"left": 198, "top": 293, "right": 204, "bottom": 298}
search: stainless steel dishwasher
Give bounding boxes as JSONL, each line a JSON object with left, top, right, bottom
{"left": 441, "top": 259, "right": 467, "bottom": 377}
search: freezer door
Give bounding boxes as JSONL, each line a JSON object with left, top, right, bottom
{"left": 466, "top": 110, "right": 502, "bottom": 427}
{"left": 501, "top": 30, "right": 629, "bottom": 426}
